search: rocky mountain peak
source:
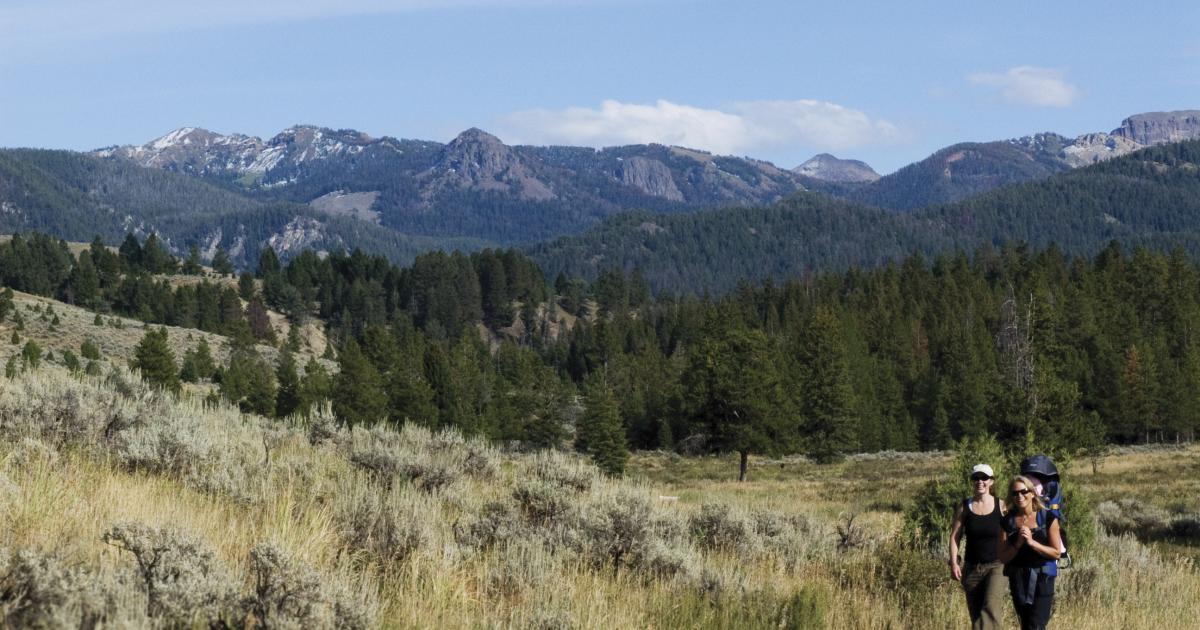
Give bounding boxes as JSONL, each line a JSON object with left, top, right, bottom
{"left": 423, "top": 128, "right": 555, "bottom": 201}
{"left": 1112, "top": 110, "right": 1200, "bottom": 146}
{"left": 792, "top": 153, "right": 880, "bottom": 183}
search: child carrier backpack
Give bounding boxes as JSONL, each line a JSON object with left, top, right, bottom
{"left": 1020, "top": 454, "right": 1071, "bottom": 569}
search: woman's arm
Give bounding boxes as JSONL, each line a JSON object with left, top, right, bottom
{"left": 949, "top": 503, "right": 964, "bottom": 580}
{"left": 1027, "top": 518, "right": 1063, "bottom": 560}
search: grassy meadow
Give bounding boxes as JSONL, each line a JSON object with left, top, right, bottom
{"left": 1, "top": 361, "right": 1197, "bottom": 628}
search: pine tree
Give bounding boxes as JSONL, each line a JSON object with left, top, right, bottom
{"left": 577, "top": 373, "right": 629, "bottom": 476}
{"left": 796, "top": 307, "right": 857, "bottom": 462}
{"left": 1120, "top": 343, "right": 1158, "bottom": 442}
{"left": 246, "top": 296, "right": 275, "bottom": 342}
{"left": 141, "top": 233, "right": 175, "bottom": 274}
{"left": 66, "top": 252, "right": 100, "bottom": 308}
{"left": 118, "top": 233, "right": 143, "bottom": 272}
{"left": 275, "top": 350, "right": 301, "bottom": 418}
{"left": 21, "top": 341, "right": 42, "bottom": 368}
{"left": 683, "top": 315, "right": 793, "bottom": 481}
{"left": 182, "top": 245, "right": 203, "bottom": 275}
{"left": 221, "top": 348, "right": 276, "bottom": 416}
{"left": 299, "top": 357, "right": 333, "bottom": 415}
{"left": 238, "top": 272, "right": 256, "bottom": 301}
{"left": 212, "top": 246, "right": 234, "bottom": 276}
{"left": 332, "top": 340, "right": 387, "bottom": 426}
{"left": 81, "top": 338, "right": 101, "bottom": 361}
{"left": 61, "top": 349, "right": 80, "bottom": 373}
{"left": 132, "top": 327, "right": 179, "bottom": 393}
{"left": 4, "top": 355, "right": 16, "bottom": 379}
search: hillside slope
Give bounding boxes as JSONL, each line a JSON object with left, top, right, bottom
{"left": 0, "top": 149, "right": 483, "bottom": 267}
{"left": 530, "top": 140, "right": 1200, "bottom": 293}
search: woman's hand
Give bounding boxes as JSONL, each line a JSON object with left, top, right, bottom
{"left": 1019, "top": 526, "right": 1033, "bottom": 544}
{"left": 950, "top": 560, "right": 962, "bottom": 582}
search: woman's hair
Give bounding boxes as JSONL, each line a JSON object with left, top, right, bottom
{"left": 1006, "top": 475, "right": 1045, "bottom": 513}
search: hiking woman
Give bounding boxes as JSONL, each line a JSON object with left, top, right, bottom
{"left": 998, "top": 475, "right": 1063, "bottom": 630}
{"left": 949, "top": 464, "right": 1007, "bottom": 630}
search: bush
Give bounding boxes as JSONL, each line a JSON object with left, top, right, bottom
{"left": 339, "top": 491, "right": 429, "bottom": 565}
{"left": 244, "top": 544, "right": 371, "bottom": 630}
{"left": 513, "top": 480, "right": 575, "bottom": 527}
{"left": 689, "top": 503, "right": 761, "bottom": 555}
{"left": 102, "top": 522, "right": 240, "bottom": 626}
{"left": 456, "top": 501, "right": 523, "bottom": 551}
{"left": 531, "top": 451, "right": 594, "bottom": 492}
{"left": 0, "top": 548, "right": 145, "bottom": 628}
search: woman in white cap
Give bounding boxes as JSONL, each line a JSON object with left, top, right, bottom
{"left": 949, "top": 463, "right": 1007, "bottom": 630}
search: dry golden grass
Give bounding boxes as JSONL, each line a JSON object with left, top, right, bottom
{"left": 2, "top": 365, "right": 1198, "bottom": 628}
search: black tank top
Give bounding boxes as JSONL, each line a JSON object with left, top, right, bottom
{"left": 963, "top": 498, "right": 1002, "bottom": 564}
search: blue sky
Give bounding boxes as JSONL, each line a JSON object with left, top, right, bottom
{"left": 2, "top": 0, "right": 1198, "bottom": 173}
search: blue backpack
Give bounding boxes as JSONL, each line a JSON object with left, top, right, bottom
{"left": 1021, "top": 454, "right": 1071, "bottom": 568}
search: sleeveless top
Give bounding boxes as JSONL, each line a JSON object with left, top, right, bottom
{"left": 1003, "top": 509, "right": 1059, "bottom": 576}
{"left": 962, "top": 497, "right": 1002, "bottom": 564}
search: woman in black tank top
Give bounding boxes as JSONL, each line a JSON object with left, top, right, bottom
{"left": 949, "top": 464, "right": 1007, "bottom": 630}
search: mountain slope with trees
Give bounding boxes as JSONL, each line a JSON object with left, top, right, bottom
{"left": 531, "top": 140, "right": 1200, "bottom": 293}
{"left": 0, "top": 149, "right": 483, "bottom": 268}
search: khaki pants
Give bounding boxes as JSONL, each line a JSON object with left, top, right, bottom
{"left": 962, "top": 561, "right": 1006, "bottom": 630}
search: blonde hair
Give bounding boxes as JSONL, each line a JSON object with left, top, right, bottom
{"left": 1006, "top": 475, "right": 1045, "bottom": 514}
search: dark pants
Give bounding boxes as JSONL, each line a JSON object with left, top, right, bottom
{"left": 1009, "top": 572, "right": 1055, "bottom": 630}
{"left": 962, "top": 561, "right": 1006, "bottom": 630}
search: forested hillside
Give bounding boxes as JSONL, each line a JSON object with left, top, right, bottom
{"left": 0, "top": 149, "right": 483, "bottom": 267}
{"left": 6, "top": 231, "right": 1199, "bottom": 480}
{"left": 533, "top": 140, "right": 1200, "bottom": 293}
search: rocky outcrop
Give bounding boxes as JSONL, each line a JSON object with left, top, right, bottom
{"left": 792, "top": 153, "right": 880, "bottom": 182}
{"left": 420, "top": 128, "right": 555, "bottom": 201}
{"left": 1112, "top": 110, "right": 1200, "bottom": 146}
{"left": 1060, "top": 133, "right": 1145, "bottom": 167}
{"left": 616, "top": 156, "right": 683, "bottom": 201}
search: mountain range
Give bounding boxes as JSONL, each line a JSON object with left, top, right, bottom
{"left": 530, "top": 139, "right": 1200, "bottom": 292}
{"left": 2, "top": 109, "right": 1199, "bottom": 281}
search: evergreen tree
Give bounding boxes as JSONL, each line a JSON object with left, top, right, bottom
{"left": 246, "top": 295, "right": 275, "bottom": 342}
{"left": 118, "top": 233, "right": 143, "bottom": 272}
{"left": 332, "top": 340, "right": 387, "bottom": 426}
{"left": 257, "top": 247, "right": 281, "bottom": 278}
{"left": 4, "top": 355, "right": 16, "bottom": 379}
{"left": 299, "top": 357, "right": 333, "bottom": 416}
{"left": 577, "top": 373, "right": 629, "bottom": 476}
{"left": 81, "top": 338, "right": 101, "bottom": 361}
{"left": 238, "top": 272, "right": 256, "bottom": 301}
{"left": 221, "top": 348, "right": 276, "bottom": 416}
{"left": 65, "top": 252, "right": 100, "bottom": 308}
{"left": 795, "top": 307, "right": 858, "bottom": 462}
{"left": 275, "top": 350, "right": 302, "bottom": 418}
{"left": 141, "top": 233, "right": 175, "bottom": 274}
{"left": 1120, "top": 343, "right": 1158, "bottom": 442}
{"left": 212, "top": 246, "right": 234, "bottom": 276}
{"left": 61, "top": 349, "right": 81, "bottom": 373}
{"left": 132, "top": 327, "right": 179, "bottom": 393}
{"left": 182, "top": 245, "right": 203, "bottom": 275}
{"left": 683, "top": 315, "right": 792, "bottom": 481}
{"left": 21, "top": 340, "right": 42, "bottom": 368}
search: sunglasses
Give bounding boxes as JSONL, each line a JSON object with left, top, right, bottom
{"left": 971, "top": 476, "right": 992, "bottom": 482}
{"left": 1010, "top": 489, "right": 1033, "bottom": 497}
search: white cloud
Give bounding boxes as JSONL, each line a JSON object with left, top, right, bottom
{"left": 967, "top": 66, "right": 1079, "bottom": 108}
{"left": 498, "top": 99, "right": 900, "bottom": 156}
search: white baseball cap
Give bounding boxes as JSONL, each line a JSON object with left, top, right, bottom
{"left": 970, "top": 464, "right": 994, "bottom": 479}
